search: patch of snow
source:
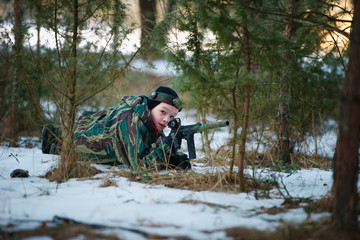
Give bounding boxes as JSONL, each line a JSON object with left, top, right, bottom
{"left": 0, "top": 145, "right": 350, "bottom": 239}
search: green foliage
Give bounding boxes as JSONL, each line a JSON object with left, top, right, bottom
{"left": 0, "top": 0, "right": 134, "bottom": 138}
{"left": 31, "top": 0, "right": 131, "bottom": 117}
{"left": 156, "top": 0, "right": 346, "bottom": 160}
{"left": 272, "top": 162, "right": 299, "bottom": 174}
{"left": 0, "top": 40, "right": 13, "bottom": 122}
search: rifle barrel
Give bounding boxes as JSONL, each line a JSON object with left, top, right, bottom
{"left": 200, "top": 120, "right": 229, "bottom": 132}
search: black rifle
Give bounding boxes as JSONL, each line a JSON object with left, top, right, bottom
{"left": 168, "top": 118, "right": 229, "bottom": 160}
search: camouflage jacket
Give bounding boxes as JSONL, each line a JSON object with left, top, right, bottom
{"left": 74, "top": 95, "right": 173, "bottom": 170}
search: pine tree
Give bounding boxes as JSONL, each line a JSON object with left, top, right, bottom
{"left": 20, "top": 0, "right": 47, "bottom": 134}
{"left": 157, "top": 0, "right": 347, "bottom": 180}
{"left": 278, "top": 0, "right": 299, "bottom": 165}
{"left": 38, "top": 0, "right": 132, "bottom": 181}
{"left": 9, "top": 0, "right": 25, "bottom": 144}
{"left": 157, "top": 0, "right": 266, "bottom": 185}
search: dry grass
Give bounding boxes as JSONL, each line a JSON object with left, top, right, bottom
{"left": 109, "top": 144, "right": 331, "bottom": 195}
{"left": 252, "top": 193, "right": 333, "bottom": 217}
{"left": 114, "top": 164, "right": 278, "bottom": 194}
{"left": 248, "top": 151, "right": 332, "bottom": 170}
{"left": 43, "top": 160, "right": 102, "bottom": 182}
{"left": 216, "top": 142, "right": 332, "bottom": 171}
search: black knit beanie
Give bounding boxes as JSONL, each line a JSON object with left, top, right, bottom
{"left": 147, "top": 86, "right": 182, "bottom": 111}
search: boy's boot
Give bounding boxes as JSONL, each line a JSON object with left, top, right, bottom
{"left": 41, "top": 124, "right": 62, "bottom": 154}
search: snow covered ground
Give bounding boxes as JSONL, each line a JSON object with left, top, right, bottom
{"left": 0, "top": 121, "right": 353, "bottom": 240}
{"left": 0, "top": 145, "right": 337, "bottom": 240}
{"left": 0, "top": 110, "right": 352, "bottom": 239}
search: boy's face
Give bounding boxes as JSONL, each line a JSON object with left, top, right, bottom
{"left": 151, "top": 102, "right": 179, "bottom": 131}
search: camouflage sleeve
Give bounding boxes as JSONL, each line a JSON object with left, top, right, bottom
{"left": 141, "top": 136, "right": 173, "bottom": 170}
{"left": 116, "top": 114, "right": 172, "bottom": 171}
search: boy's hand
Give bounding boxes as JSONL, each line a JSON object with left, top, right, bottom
{"left": 169, "top": 154, "right": 191, "bottom": 170}
{"left": 164, "top": 133, "right": 182, "bottom": 153}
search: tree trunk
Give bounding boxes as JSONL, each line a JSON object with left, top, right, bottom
{"left": 229, "top": 87, "right": 239, "bottom": 176}
{"left": 59, "top": 0, "right": 79, "bottom": 180}
{"left": 238, "top": 15, "right": 252, "bottom": 188}
{"left": 278, "top": 87, "right": 291, "bottom": 164}
{"left": 10, "top": 0, "right": 23, "bottom": 143}
{"left": 278, "top": 0, "right": 299, "bottom": 164}
{"left": 332, "top": 0, "right": 360, "bottom": 230}
{"left": 140, "top": 0, "right": 156, "bottom": 45}
{"left": 238, "top": 85, "right": 251, "bottom": 186}
{"left": 201, "top": 106, "right": 212, "bottom": 157}
{"left": 34, "top": 1, "right": 43, "bottom": 124}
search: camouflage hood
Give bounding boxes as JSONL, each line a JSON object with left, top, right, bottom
{"left": 122, "top": 95, "right": 154, "bottom": 133}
